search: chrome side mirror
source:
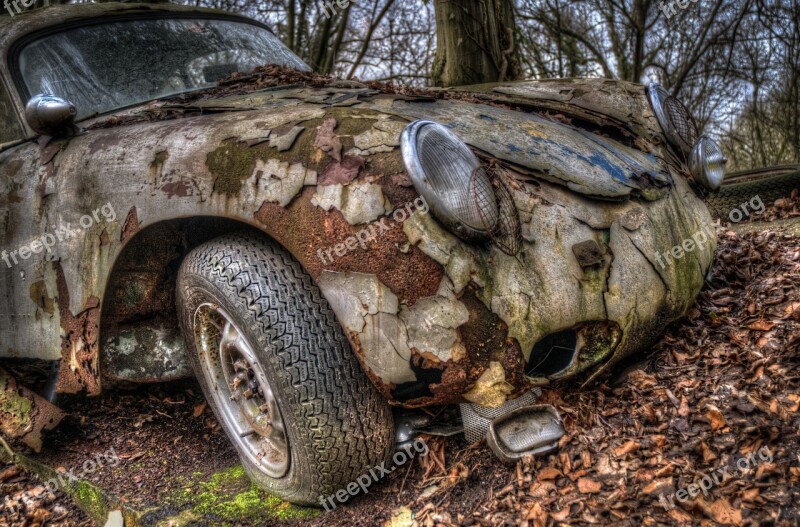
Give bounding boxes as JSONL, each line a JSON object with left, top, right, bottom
{"left": 25, "top": 94, "right": 77, "bottom": 136}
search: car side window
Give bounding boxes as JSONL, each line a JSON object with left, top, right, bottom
{"left": 0, "top": 79, "right": 24, "bottom": 144}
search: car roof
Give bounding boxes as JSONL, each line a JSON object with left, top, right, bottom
{"left": 0, "top": 2, "right": 252, "bottom": 53}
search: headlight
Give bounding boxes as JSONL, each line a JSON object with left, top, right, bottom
{"left": 400, "top": 120, "right": 499, "bottom": 242}
{"left": 689, "top": 135, "right": 727, "bottom": 190}
{"left": 646, "top": 83, "right": 699, "bottom": 158}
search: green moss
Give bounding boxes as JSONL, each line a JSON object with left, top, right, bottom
{"left": 167, "top": 465, "right": 318, "bottom": 523}
{"left": 206, "top": 140, "right": 257, "bottom": 195}
{"left": 0, "top": 370, "right": 33, "bottom": 425}
{"left": 71, "top": 480, "right": 110, "bottom": 521}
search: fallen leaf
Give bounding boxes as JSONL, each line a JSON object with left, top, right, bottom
{"left": 747, "top": 320, "right": 777, "bottom": 331}
{"left": 577, "top": 477, "right": 602, "bottom": 494}
{"left": 537, "top": 466, "right": 563, "bottom": 480}
{"left": 0, "top": 466, "right": 22, "bottom": 482}
{"left": 678, "top": 395, "right": 690, "bottom": 417}
{"left": 615, "top": 440, "right": 640, "bottom": 457}
{"left": 642, "top": 477, "right": 672, "bottom": 495}
{"left": 696, "top": 497, "right": 743, "bottom": 526}
{"left": 700, "top": 441, "right": 718, "bottom": 463}
{"left": 705, "top": 405, "right": 727, "bottom": 431}
{"left": 525, "top": 501, "right": 548, "bottom": 527}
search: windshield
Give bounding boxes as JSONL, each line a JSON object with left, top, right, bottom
{"left": 15, "top": 16, "right": 309, "bottom": 119}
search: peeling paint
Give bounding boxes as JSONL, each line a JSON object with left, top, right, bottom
{"left": 311, "top": 182, "right": 392, "bottom": 225}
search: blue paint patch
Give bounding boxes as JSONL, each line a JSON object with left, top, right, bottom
{"left": 587, "top": 152, "right": 628, "bottom": 183}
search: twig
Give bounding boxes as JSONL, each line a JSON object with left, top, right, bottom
{"left": 0, "top": 435, "right": 15, "bottom": 461}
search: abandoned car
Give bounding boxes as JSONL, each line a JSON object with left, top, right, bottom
{"left": 0, "top": 2, "right": 724, "bottom": 505}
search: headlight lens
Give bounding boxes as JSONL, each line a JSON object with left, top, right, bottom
{"left": 646, "top": 83, "right": 699, "bottom": 158}
{"left": 400, "top": 120, "right": 499, "bottom": 242}
{"left": 689, "top": 135, "right": 727, "bottom": 190}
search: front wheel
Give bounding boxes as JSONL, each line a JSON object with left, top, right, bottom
{"left": 176, "top": 233, "right": 394, "bottom": 505}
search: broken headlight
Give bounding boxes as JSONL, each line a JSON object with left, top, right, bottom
{"left": 646, "top": 83, "right": 699, "bottom": 158}
{"left": 400, "top": 120, "right": 498, "bottom": 242}
{"left": 689, "top": 135, "right": 727, "bottom": 191}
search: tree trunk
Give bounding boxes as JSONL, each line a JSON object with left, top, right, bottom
{"left": 431, "top": 0, "right": 522, "bottom": 87}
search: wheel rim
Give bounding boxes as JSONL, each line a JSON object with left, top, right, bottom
{"left": 194, "top": 303, "right": 290, "bottom": 478}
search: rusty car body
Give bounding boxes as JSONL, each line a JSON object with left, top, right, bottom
{"left": 0, "top": 2, "right": 720, "bottom": 504}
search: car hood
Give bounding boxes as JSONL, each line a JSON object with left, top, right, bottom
{"left": 448, "top": 78, "right": 661, "bottom": 141}
{"left": 379, "top": 97, "right": 671, "bottom": 201}
{"left": 88, "top": 81, "right": 672, "bottom": 201}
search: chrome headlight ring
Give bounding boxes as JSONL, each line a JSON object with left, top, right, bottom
{"left": 400, "top": 120, "right": 499, "bottom": 242}
{"left": 689, "top": 135, "right": 727, "bottom": 191}
{"left": 647, "top": 83, "right": 699, "bottom": 158}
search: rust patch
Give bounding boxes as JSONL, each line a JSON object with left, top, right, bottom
{"left": 458, "top": 287, "right": 511, "bottom": 364}
{"left": 254, "top": 187, "right": 442, "bottom": 306}
{"left": 406, "top": 361, "right": 472, "bottom": 408}
{"left": 39, "top": 138, "right": 63, "bottom": 166}
{"left": 121, "top": 207, "right": 140, "bottom": 243}
{"left": 365, "top": 150, "right": 417, "bottom": 207}
{"left": 400, "top": 287, "right": 527, "bottom": 407}
{"left": 0, "top": 367, "right": 65, "bottom": 452}
{"left": 54, "top": 263, "right": 101, "bottom": 395}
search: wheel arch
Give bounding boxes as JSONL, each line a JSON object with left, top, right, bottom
{"left": 99, "top": 215, "right": 285, "bottom": 384}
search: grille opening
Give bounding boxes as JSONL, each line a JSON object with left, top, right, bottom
{"left": 526, "top": 329, "right": 578, "bottom": 376}
{"left": 664, "top": 96, "right": 699, "bottom": 149}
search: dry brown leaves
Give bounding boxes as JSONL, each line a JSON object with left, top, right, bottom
{"left": 0, "top": 463, "right": 90, "bottom": 527}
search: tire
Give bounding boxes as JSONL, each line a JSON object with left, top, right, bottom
{"left": 176, "top": 232, "right": 394, "bottom": 505}
{"left": 706, "top": 168, "right": 800, "bottom": 219}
